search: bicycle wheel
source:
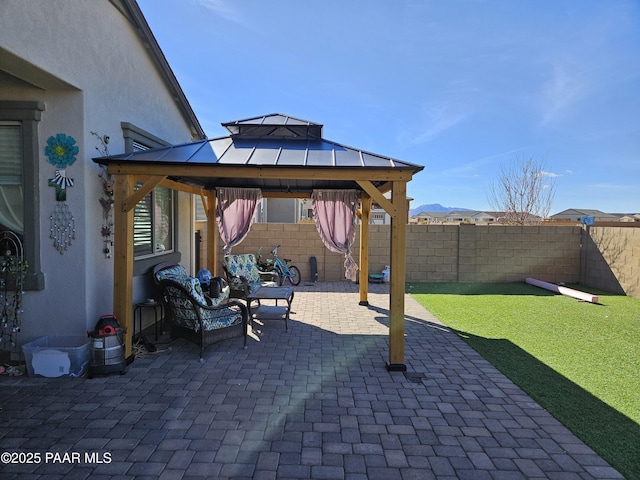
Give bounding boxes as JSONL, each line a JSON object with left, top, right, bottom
{"left": 272, "top": 268, "right": 284, "bottom": 286}
{"left": 287, "top": 266, "right": 301, "bottom": 286}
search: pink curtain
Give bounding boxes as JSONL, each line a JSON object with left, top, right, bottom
{"left": 311, "top": 190, "right": 359, "bottom": 281}
{"left": 216, "top": 187, "right": 262, "bottom": 254}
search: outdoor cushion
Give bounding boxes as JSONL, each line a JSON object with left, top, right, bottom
{"left": 153, "top": 263, "right": 189, "bottom": 283}
{"left": 223, "top": 254, "right": 278, "bottom": 299}
{"left": 224, "top": 254, "right": 262, "bottom": 284}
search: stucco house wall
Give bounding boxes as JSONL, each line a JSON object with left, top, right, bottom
{"left": 0, "top": 0, "right": 201, "bottom": 347}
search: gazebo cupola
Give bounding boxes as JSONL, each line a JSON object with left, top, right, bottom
{"left": 222, "top": 113, "right": 323, "bottom": 139}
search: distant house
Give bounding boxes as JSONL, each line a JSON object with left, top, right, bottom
{"left": 550, "top": 209, "right": 621, "bottom": 223}
{"left": 620, "top": 213, "right": 640, "bottom": 223}
{"left": 413, "top": 212, "right": 448, "bottom": 224}
{"left": 412, "top": 210, "right": 502, "bottom": 224}
{"left": 446, "top": 211, "right": 496, "bottom": 224}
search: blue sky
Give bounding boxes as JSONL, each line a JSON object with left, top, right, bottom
{"left": 137, "top": 0, "right": 640, "bottom": 214}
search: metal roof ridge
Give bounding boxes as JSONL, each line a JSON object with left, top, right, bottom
{"left": 245, "top": 145, "right": 257, "bottom": 164}
{"left": 274, "top": 146, "right": 283, "bottom": 165}
{"left": 322, "top": 137, "right": 423, "bottom": 170}
{"left": 182, "top": 139, "right": 209, "bottom": 163}
{"left": 155, "top": 146, "right": 173, "bottom": 161}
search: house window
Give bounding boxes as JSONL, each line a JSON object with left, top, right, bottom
{"left": 121, "top": 123, "right": 175, "bottom": 259}
{"left": 195, "top": 198, "right": 207, "bottom": 222}
{"left": 133, "top": 182, "right": 173, "bottom": 256}
{"left": 0, "top": 101, "right": 45, "bottom": 290}
{"left": 0, "top": 122, "right": 23, "bottom": 233}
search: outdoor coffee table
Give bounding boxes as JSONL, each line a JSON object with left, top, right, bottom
{"left": 246, "top": 286, "right": 294, "bottom": 331}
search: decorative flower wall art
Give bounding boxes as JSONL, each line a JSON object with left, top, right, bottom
{"left": 45, "top": 133, "right": 77, "bottom": 254}
{"left": 45, "top": 133, "right": 78, "bottom": 168}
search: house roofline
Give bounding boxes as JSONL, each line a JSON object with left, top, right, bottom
{"left": 111, "top": 0, "right": 206, "bottom": 140}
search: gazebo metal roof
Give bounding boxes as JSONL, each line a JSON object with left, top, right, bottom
{"left": 93, "top": 113, "right": 423, "bottom": 194}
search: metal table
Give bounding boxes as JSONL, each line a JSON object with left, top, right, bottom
{"left": 246, "top": 286, "right": 294, "bottom": 331}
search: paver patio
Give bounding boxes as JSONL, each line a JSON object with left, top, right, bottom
{"left": 0, "top": 282, "right": 623, "bottom": 479}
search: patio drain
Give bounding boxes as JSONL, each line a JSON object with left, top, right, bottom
{"left": 403, "top": 372, "right": 426, "bottom": 384}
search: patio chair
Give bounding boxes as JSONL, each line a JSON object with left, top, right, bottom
{"left": 222, "top": 253, "right": 279, "bottom": 300}
{"left": 158, "top": 276, "right": 247, "bottom": 361}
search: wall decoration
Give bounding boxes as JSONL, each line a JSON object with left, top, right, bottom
{"left": 48, "top": 169, "right": 74, "bottom": 201}
{"left": 45, "top": 133, "right": 77, "bottom": 254}
{"left": 0, "top": 231, "right": 27, "bottom": 353}
{"left": 45, "top": 133, "right": 78, "bottom": 168}
{"left": 50, "top": 202, "right": 76, "bottom": 254}
{"left": 91, "top": 131, "right": 114, "bottom": 258}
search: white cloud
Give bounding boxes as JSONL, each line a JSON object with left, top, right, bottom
{"left": 431, "top": 147, "right": 525, "bottom": 180}
{"left": 540, "top": 62, "right": 590, "bottom": 125}
{"left": 539, "top": 171, "right": 560, "bottom": 178}
{"left": 400, "top": 103, "right": 471, "bottom": 146}
{"left": 589, "top": 182, "right": 635, "bottom": 191}
{"left": 192, "top": 0, "right": 242, "bottom": 23}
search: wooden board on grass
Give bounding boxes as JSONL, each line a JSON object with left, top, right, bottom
{"left": 526, "top": 278, "right": 599, "bottom": 303}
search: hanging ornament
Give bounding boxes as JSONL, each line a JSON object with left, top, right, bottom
{"left": 0, "top": 231, "right": 26, "bottom": 352}
{"left": 50, "top": 203, "right": 76, "bottom": 254}
{"left": 92, "top": 132, "right": 114, "bottom": 259}
{"left": 44, "top": 133, "right": 78, "bottom": 254}
{"left": 48, "top": 169, "right": 74, "bottom": 202}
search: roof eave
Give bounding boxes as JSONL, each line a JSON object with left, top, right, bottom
{"left": 111, "top": 0, "right": 206, "bottom": 140}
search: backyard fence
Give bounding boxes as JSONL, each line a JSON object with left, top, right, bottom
{"left": 196, "top": 222, "right": 640, "bottom": 299}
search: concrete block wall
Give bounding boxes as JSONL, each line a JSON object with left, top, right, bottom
{"left": 364, "top": 224, "right": 581, "bottom": 284}
{"left": 194, "top": 221, "right": 638, "bottom": 297}
{"left": 458, "top": 225, "right": 582, "bottom": 284}
{"left": 581, "top": 226, "right": 640, "bottom": 297}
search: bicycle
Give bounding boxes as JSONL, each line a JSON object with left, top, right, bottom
{"left": 263, "top": 244, "right": 301, "bottom": 286}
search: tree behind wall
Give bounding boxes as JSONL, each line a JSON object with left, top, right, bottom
{"left": 488, "top": 156, "right": 556, "bottom": 225}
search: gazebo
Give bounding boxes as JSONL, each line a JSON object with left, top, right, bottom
{"left": 93, "top": 114, "right": 424, "bottom": 370}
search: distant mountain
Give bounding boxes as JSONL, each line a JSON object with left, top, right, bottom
{"left": 409, "top": 203, "right": 473, "bottom": 216}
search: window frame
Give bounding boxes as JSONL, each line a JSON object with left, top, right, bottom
{"left": 132, "top": 180, "right": 174, "bottom": 258}
{"left": 121, "top": 123, "right": 181, "bottom": 274}
{"left": 0, "top": 101, "right": 45, "bottom": 290}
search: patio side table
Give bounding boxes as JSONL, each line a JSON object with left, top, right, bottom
{"left": 133, "top": 300, "right": 163, "bottom": 341}
{"left": 246, "top": 286, "right": 294, "bottom": 331}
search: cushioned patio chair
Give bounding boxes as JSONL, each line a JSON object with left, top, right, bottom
{"left": 222, "top": 253, "right": 279, "bottom": 300}
{"left": 158, "top": 276, "right": 247, "bottom": 361}
{"left": 153, "top": 262, "right": 230, "bottom": 300}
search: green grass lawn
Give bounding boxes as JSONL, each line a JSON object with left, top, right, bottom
{"left": 408, "top": 282, "right": 640, "bottom": 479}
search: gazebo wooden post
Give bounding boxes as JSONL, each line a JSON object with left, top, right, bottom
{"left": 359, "top": 195, "right": 372, "bottom": 306}
{"left": 113, "top": 174, "right": 135, "bottom": 359}
{"left": 206, "top": 190, "right": 217, "bottom": 275}
{"left": 387, "top": 181, "right": 407, "bottom": 371}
